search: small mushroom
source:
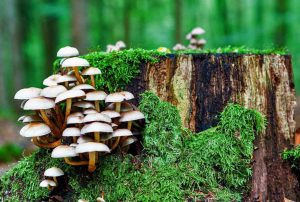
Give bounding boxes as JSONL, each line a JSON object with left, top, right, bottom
{"left": 44, "top": 167, "right": 64, "bottom": 184}
{"left": 56, "top": 75, "right": 77, "bottom": 88}
{"left": 119, "top": 110, "right": 145, "bottom": 130}
{"left": 21, "top": 115, "right": 43, "bottom": 123}
{"left": 81, "top": 121, "right": 113, "bottom": 142}
{"left": 110, "top": 129, "right": 133, "bottom": 151}
{"left": 14, "top": 87, "right": 42, "bottom": 100}
{"left": 75, "top": 142, "right": 110, "bottom": 172}
{"left": 121, "top": 136, "right": 138, "bottom": 152}
{"left": 172, "top": 43, "right": 186, "bottom": 51}
{"left": 105, "top": 92, "right": 125, "bottom": 113}
{"left": 52, "top": 145, "right": 88, "bottom": 166}
{"left": 43, "top": 74, "right": 62, "bottom": 87}
{"left": 82, "top": 67, "right": 101, "bottom": 87}
{"left": 62, "top": 57, "right": 89, "bottom": 84}
{"left": 40, "top": 179, "right": 56, "bottom": 190}
{"left": 72, "top": 84, "right": 95, "bottom": 92}
{"left": 85, "top": 91, "right": 107, "bottom": 112}
{"left": 100, "top": 110, "right": 120, "bottom": 119}
{"left": 62, "top": 127, "right": 81, "bottom": 143}
{"left": 83, "top": 109, "right": 98, "bottom": 115}
{"left": 73, "top": 101, "right": 95, "bottom": 109}
{"left": 115, "top": 41, "right": 126, "bottom": 50}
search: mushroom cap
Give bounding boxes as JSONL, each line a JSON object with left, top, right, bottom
{"left": 115, "top": 41, "right": 126, "bottom": 48}
{"left": 112, "top": 129, "right": 133, "bottom": 137}
{"left": 62, "top": 57, "right": 89, "bottom": 67}
{"left": 43, "top": 74, "right": 61, "bottom": 86}
{"left": 119, "top": 111, "right": 145, "bottom": 122}
{"left": 83, "top": 109, "right": 98, "bottom": 115}
{"left": 75, "top": 142, "right": 110, "bottom": 153}
{"left": 197, "top": 38, "right": 207, "bottom": 45}
{"left": 14, "top": 87, "right": 42, "bottom": 100}
{"left": 120, "top": 91, "right": 134, "bottom": 100}
{"left": 190, "top": 38, "right": 198, "bottom": 45}
{"left": 73, "top": 101, "right": 95, "bottom": 109}
{"left": 40, "top": 179, "right": 57, "bottom": 188}
{"left": 81, "top": 122, "right": 113, "bottom": 134}
{"left": 77, "top": 136, "right": 94, "bottom": 144}
{"left": 82, "top": 67, "right": 101, "bottom": 76}
{"left": 72, "top": 84, "right": 95, "bottom": 91}
{"left": 96, "top": 197, "right": 106, "bottom": 202}
{"left": 83, "top": 113, "right": 111, "bottom": 123}
{"left": 62, "top": 127, "right": 81, "bottom": 137}
{"left": 186, "top": 33, "right": 192, "bottom": 40}
{"left": 67, "top": 115, "right": 83, "bottom": 125}
{"left": 106, "top": 102, "right": 134, "bottom": 112}
{"left": 173, "top": 43, "right": 186, "bottom": 51}
{"left": 55, "top": 89, "right": 85, "bottom": 103}
{"left": 22, "top": 115, "right": 43, "bottom": 123}
{"left": 24, "top": 97, "right": 55, "bottom": 110}
{"left": 57, "top": 46, "right": 79, "bottom": 57}
{"left": 51, "top": 145, "right": 78, "bottom": 158}
{"left": 85, "top": 91, "right": 107, "bottom": 101}
{"left": 18, "top": 115, "right": 26, "bottom": 122}
{"left": 69, "top": 112, "right": 84, "bottom": 118}
{"left": 56, "top": 75, "right": 77, "bottom": 84}
{"left": 20, "top": 123, "right": 50, "bottom": 137}
{"left": 44, "top": 167, "right": 64, "bottom": 177}
{"left": 191, "top": 27, "right": 205, "bottom": 35}
{"left": 106, "top": 44, "right": 118, "bottom": 52}
{"left": 121, "top": 137, "right": 137, "bottom": 147}
{"left": 70, "top": 143, "right": 78, "bottom": 147}
{"left": 40, "top": 85, "right": 67, "bottom": 98}
{"left": 100, "top": 110, "right": 120, "bottom": 118}
{"left": 105, "top": 92, "right": 125, "bottom": 103}
{"left": 20, "top": 100, "right": 27, "bottom": 109}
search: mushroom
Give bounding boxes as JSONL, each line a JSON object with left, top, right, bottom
{"left": 105, "top": 92, "right": 125, "bottom": 113}
{"left": 75, "top": 142, "right": 110, "bottom": 172}
{"left": 121, "top": 136, "right": 138, "bottom": 152}
{"left": 57, "top": 46, "right": 79, "bottom": 58}
{"left": 106, "top": 44, "right": 118, "bottom": 52}
{"left": 115, "top": 41, "right": 126, "bottom": 50}
{"left": 52, "top": 145, "right": 88, "bottom": 166}
{"left": 100, "top": 110, "right": 120, "bottom": 119}
{"left": 106, "top": 102, "right": 134, "bottom": 112}
{"left": 55, "top": 89, "right": 86, "bottom": 125}
{"left": 119, "top": 110, "right": 145, "bottom": 130}
{"left": 44, "top": 167, "right": 64, "bottom": 184}
{"left": 83, "top": 109, "right": 98, "bottom": 115}
{"left": 77, "top": 136, "right": 94, "bottom": 144}
{"left": 23, "top": 97, "right": 61, "bottom": 137}
{"left": 81, "top": 121, "right": 113, "bottom": 143}
{"left": 56, "top": 75, "right": 77, "bottom": 88}
{"left": 43, "top": 74, "right": 62, "bottom": 87}
{"left": 173, "top": 43, "right": 186, "bottom": 51}
{"left": 21, "top": 115, "right": 43, "bottom": 123}
{"left": 85, "top": 91, "right": 107, "bottom": 112}
{"left": 190, "top": 27, "right": 205, "bottom": 36}
{"left": 82, "top": 67, "right": 101, "bottom": 87}
{"left": 110, "top": 129, "right": 133, "bottom": 151}
{"left": 14, "top": 87, "right": 42, "bottom": 100}
{"left": 73, "top": 101, "right": 95, "bottom": 109}
{"left": 40, "top": 179, "right": 56, "bottom": 190}
{"left": 20, "top": 123, "right": 60, "bottom": 148}
{"left": 62, "top": 57, "right": 89, "bottom": 84}
{"left": 67, "top": 115, "right": 83, "bottom": 125}
{"left": 62, "top": 127, "right": 81, "bottom": 143}
{"left": 83, "top": 113, "right": 111, "bottom": 124}
{"left": 72, "top": 84, "right": 95, "bottom": 92}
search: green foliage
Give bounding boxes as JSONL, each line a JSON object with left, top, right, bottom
{"left": 53, "top": 49, "right": 165, "bottom": 92}
{"left": 1, "top": 92, "right": 265, "bottom": 201}
{"left": 282, "top": 145, "right": 300, "bottom": 168}
{"left": 0, "top": 143, "right": 23, "bottom": 163}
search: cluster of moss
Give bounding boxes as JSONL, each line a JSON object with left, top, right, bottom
{"left": 53, "top": 49, "right": 166, "bottom": 92}
{"left": 0, "top": 91, "right": 265, "bottom": 201}
{"left": 282, "top": 146, "right": 300, "bottom": 168}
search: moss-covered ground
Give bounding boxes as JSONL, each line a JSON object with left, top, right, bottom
{"left": 0, "top": 91, "right": 265, "bottom": 201}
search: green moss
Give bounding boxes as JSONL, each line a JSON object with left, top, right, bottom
{"left": 53, "top": 49, "right": 166, "bottom": 92}
{"left": 0, "top": 143, "right": 22, "bottom": 163}
{"left": 282, "top": 145, "right": 300, "bottom": 168}
{"left": 1, "top": 92, "right": 265, "bottom": 201}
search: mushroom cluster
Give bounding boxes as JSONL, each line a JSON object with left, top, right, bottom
{"left": 15, "top": 46, "right": 144, "bottom": 172}
{"left": 186, "top": 27, "right": 206, "bottom": 50}
{"left": 40, "top": 167, "right": 64, "bottom": 190}
{"left": 106, "top": 41, "right": 126, "bottom": 52}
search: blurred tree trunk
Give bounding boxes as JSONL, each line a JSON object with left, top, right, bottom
{"left": 71, "top": 0, "right": 88, "bottom": 53}
{"left": 41, "top": 0, "right": 59, "bottom": 75}
{"left": 217, "top": 0, "right": 229, "bottom": 36}
{"left": 174, "top": 0, "right": 182, "bottom": 43}
{"left": 275, "top": 0, "right": 287, "bottom": 46}
{"left": 123, "top": 0, "right": 131, "bottom": 45}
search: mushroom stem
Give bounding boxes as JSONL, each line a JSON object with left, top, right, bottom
{"left": 73, "top": 67, "right": 84, "bottom": 84}
{"left": 40, "top": 110, "right": 61, "bottom": 138}
{"left": 32, "top": 137, "right": 61, "bottom": 148}
{"left": 111, "top": 137, "right": 120, "bottom": 151}
{"left": 94, "top": 132, "right": 101, "bottom": 142}
{"left": 95, "top": 100, "right": 100, "bottom": 112}
{"left": 127, "top": 121, "right": 132, "bottom": 130}
{"left": 90, "top": 75, "right": 95, "bottom": 87}
{"left": 47, "top": 185, "right": 53, "bottom": 191}
{"left": 64, "top": 157, "right": 89, "bottom": 166}
{"left": 115, "top": 102, "right": 121, "bottom": 113}
{"left": 53, "top": 177, "right": 58, "bottom": 184}
{"left": 65, "top": 98, "right": 72, "bottom": 119}
{"left": 55, "top": 105, "right": 64, "bottom": 127}
{"left": 73, "top": 136, "right": 77, "bottom": 143}
{"left": 88, "top": 152, "right": 97, "bottom": 172}
{"left": 64, "top": 81, "right": 69, "bottom": 88}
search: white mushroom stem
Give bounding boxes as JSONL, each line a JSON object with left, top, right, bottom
{"left": 95, "top": 101, "right": 100, "bottom": 112}
{"left": 31, "top": 137, "right": 61, "bottom": 149}
{"left": 90, "top": 75, "right": 95, "bottom": 87}
{"left": 115, "top": 102, "right": 121, "bottom": 113}
{"left": 94, "top": 132, "right": 100, "bottom": 142}
{"left": 64, "top": 157, "right": 89, "bottom": 166}
{"left": 88, "top": 152, "right": 97, "bottom": 172}
{"left": 39, "top": 110, "right": 61, "bottom": 138}
{"left": 73, "top": 67, "right": 84, "bottom": 84}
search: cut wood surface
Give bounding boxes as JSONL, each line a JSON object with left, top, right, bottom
{"left": 126, "top": 53, "right": 300, "bottom": 201}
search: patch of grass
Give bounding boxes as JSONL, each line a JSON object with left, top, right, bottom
{"left": 53, "top": 49, "right": 166, "bottom": 92}
{"left": 1, "top": 92, "right": 265, "bottom": 201}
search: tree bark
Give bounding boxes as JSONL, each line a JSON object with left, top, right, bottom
{"left": 126, "top": 53, "right": 300, "bottom": 201}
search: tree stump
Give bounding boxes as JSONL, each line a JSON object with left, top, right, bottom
{"left": 126, "top": 53, "right": 300, "bottom": 201}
